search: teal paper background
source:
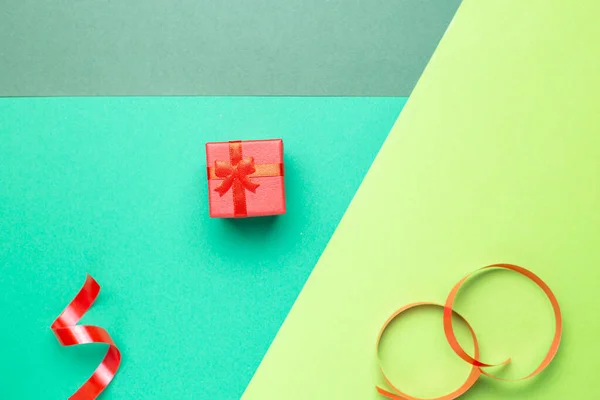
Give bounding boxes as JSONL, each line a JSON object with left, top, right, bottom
{"left": 0, "top": 97, "right": 406, "bottom": 399}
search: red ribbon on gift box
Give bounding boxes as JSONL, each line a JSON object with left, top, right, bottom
{"left": 207, "top": 140, "right": 283, "bottom": 217}
{"left": 51, "top": 275, "right": 121, "bottom": 400}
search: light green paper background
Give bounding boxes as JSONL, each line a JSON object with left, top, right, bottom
{"left": 242, "top": 0, "right": 600, "bottom": 399}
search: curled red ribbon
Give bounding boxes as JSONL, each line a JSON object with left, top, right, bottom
{"left": 207, "top": 141, "right": 283, "bottom": 217}
{"left": 51, "top": 275, "right": 121, "bottom": 400}
{"left": 376, "top": 264, "right": 562, "bottom": 399}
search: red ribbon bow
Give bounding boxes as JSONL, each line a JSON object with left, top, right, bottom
{"left": 213, "top": 157, "right": 260, "bottom": 196}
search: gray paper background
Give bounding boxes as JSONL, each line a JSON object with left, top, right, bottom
{"left": 0, "top": 0, "right": 461, "bottom": 96}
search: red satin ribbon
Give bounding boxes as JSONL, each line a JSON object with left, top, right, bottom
{"left": 208, "top": 141, "right": 283, "bottom": 217}
{"left": 51, "top": 275, "right": 121, "bottom": 400}
{"left": 376, "top": 264, "right": 562, "bottom": 399}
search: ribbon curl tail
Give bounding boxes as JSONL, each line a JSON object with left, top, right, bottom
{"left": 51, "top": 275, "right": 121, "bottom": 400}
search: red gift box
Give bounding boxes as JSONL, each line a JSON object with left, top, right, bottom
{"left": 206, "top": 139, "right": 286, "bottom": 218}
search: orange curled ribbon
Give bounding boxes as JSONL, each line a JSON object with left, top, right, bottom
{"left": 376, "top": 263, "right": 562, "bottom": 399}
{"left": 51, "top": 275, "right": 121, "bottom": 400}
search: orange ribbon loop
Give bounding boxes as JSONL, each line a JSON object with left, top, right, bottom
{"left": 443, "top": 263, "right": 562, "bottom": 381}
{"left": 376, "top": 264, "right": 562, "bottom": 398}
{"left": 376, "top": 302, "right": 481, "bottom": 400}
